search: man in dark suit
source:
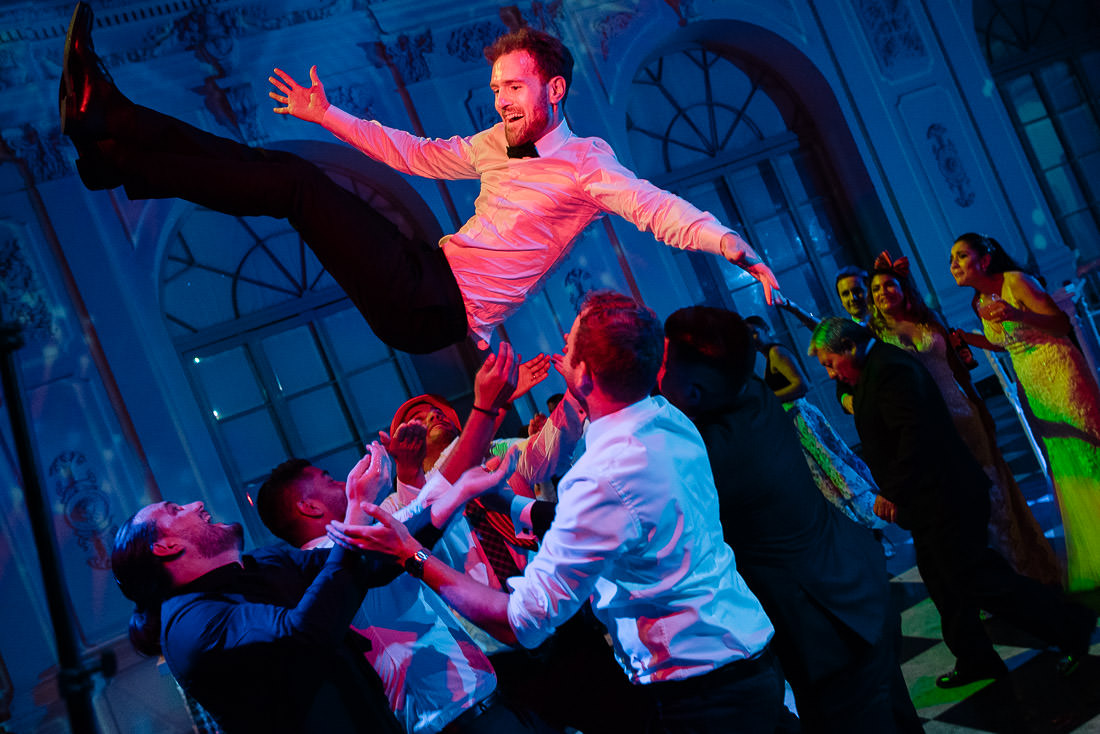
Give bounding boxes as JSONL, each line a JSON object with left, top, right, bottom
{"left": 659, "top": 306, "right": 920, "bottom": 733}
{"left": 808, "top": 317, "right": 1096, "bottom": 687}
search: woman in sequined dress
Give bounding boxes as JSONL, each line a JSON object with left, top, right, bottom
{"left": 951, "top": 233, "right": 1100, "bottom": 594}
{"left": 869, "top": 251, "right": 1060, "bottom": 586}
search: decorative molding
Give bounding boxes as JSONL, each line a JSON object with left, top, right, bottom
{"left": 48, "top": 451, "right": 117, "bottom": 571}
{"left": 0, "top": 123, "right": 69, "bottom": 184}
{"left": 926, "top": 123, "right": 975, "bottom": 208}
{"left": 0, "top": 223, "right": 59, "bottom": 343}
{"left": 378, "top": 29, "right": 434, "bottom": 83}
{"left": 594, "top": 11, "right": 635, "bottom": 60}
{"left": 446, "top": 20, "right": 501, "bottom": 64}
{"left": 465, "top": 87, "right": 498, "bottom": 132}
{"left": 327, "top": 83, "right": 379, "bottom": 122}
{"left": 852, "top": 0, "right": 928, "bottom": 79}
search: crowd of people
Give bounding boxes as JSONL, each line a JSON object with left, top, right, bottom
{"left": 54, "top": 2, "right": 1100, "bottom": 731}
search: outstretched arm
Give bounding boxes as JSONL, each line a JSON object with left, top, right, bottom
{"left": 721, "top": 233, "right": 779, "bottom": 306}
{"left": 328, "top": 486, "right": 517, "bottom": 643}
{"left": 269, "top": 66, "right": 330, "bottom": 125}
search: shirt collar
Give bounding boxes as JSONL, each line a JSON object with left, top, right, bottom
{"left": 532, "top": 119, "right": 572, "bottom": 157}
{"left": 584, "top": 395, "right": 660, "bottom": 445}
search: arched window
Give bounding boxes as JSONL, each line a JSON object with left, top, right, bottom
{"left": 626, "top": 43, "right": 859, "bottom": 431}
{"left": 974, "top": 0, "right": 1100, "bottom": 270}
{"left": 627, "top": 45, "right": 852, "bottom": 322}
{"left": 159, "top": 152, "right": 458, "bottom": 537}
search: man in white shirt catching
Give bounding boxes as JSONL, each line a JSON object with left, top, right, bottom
{"left": 61, "top": 4, "right": 777, "bottom": 353}
{"left": 328, "top": 290, "right": 783, "bottom": 733}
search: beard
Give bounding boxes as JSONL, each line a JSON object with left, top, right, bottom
{"left": 505, "top": 95, "right": 551, "bottom": 147}
{"left": 194, "top": 521, "right": 244, "bottom": 558}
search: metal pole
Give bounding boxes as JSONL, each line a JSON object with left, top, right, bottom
{"left": 0, "top": 324, "right": 103, "bottom": 734}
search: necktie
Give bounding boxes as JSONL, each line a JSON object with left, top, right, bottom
{"left": 506, "top": 141, "right": 539, "bottom": 159}
{"left": 465, "top": 498, "right": 531, "bottom": 587}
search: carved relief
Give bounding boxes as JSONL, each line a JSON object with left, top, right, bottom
{"left": 927, "top": 123, "right": 975, "bottom": 208}
{"left": 464, "top": 86, "right": 498, "bottom": 131}
{"left": 595, "top": 12, "right": 636, "bottom": 60}
{"left": 49, "top": 451, "right": 117, "bottom": 570}
{"left": 327, "top": 84, "right": 378, "bottom": 121}
{"left": 381, "top": 31, "right": 434, "bottom": 84}
{"left": 0, "top": 224, "right": 59, "bottom": 343}
{"left": 528, "top": 0, "right": 566, "bottom": 36}
{"left": 447, "top": 21, "right": 502, "bottom": 64}
{"left": 853, "top": 0, "right": 928, "bottom": 78}
{"left": 1, "top": 124, "right": 69, "bottom": 184}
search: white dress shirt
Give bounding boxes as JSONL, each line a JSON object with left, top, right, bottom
{"left": 322, "top": 109, "right": 743, "bottom": 343}
{"left": 506, "top": 395, "right": 774, "bottom": 685}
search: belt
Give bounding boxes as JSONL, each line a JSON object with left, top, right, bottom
{"left": 644, "top": 646, "right": 775, "bottom": 697}
{"left": 441, "top": 690, "right": 499, "bottom": 733}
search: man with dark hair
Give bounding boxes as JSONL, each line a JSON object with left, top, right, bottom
{"left": 329, "top": 290, "right": 784, "bottom": 734}
{"left": 808, "top": 317, "right": 1097, "bottom": 688}
{"left": 255, "top": 448, "right": 546, "bottom": 734}
{"left": 60, "top": 4, "right": 778, "bottom": 353}
{"left": 111, "top": 445, "right": 411, "bottom": 734}
{"left": 110, "top": 344, "right": 522, "bottom": 733}
{"left": 659, "top": 306, "right": 920, "bottom": 733}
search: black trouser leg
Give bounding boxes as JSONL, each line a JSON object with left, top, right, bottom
{"left": 105, "top": 103, "right": 468, "bottom": 353}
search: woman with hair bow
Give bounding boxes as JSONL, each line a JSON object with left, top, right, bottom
{"left": 950, "top": 233, "right": 1100, "bottom": 595}
{"left": 868, "top": 251, "right": 1060, "bottom": 586}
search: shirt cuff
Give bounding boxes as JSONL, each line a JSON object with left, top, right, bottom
{"left": 392, "top": 471, "right": 454, "bottom": 524}
{"left": 694, "top": 221, "right": 735, "bottom": 257}
{"left": 321, "top": 105, "right": 359, "bottom": 134}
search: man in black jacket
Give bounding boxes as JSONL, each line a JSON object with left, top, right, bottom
{"left": 659, "top": 305, "right": 919, "bottom": 733}
{"left": 808, "top": 317, "right": 1096, "bottom": 687}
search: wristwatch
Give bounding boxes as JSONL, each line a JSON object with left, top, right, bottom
{"left": 404, "top": 548, "right": 431, "bottom": 579}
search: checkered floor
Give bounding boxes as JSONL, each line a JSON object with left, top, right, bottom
{"left": 879, "top": 393, "right": 1100, "bottom": 733}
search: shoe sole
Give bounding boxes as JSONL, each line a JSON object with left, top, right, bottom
{"left": 60, "top": 2, "right": 92, "bottom": 136}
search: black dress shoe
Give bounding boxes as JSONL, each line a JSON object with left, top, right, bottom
{"left": 935, "top": 665, "right": 1007, "bottom": 689}
{"left": 60, "top": 2, "right": 122, "bottom": 141}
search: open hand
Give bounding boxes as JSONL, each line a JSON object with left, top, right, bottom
{"left": 269, "top": 65, "right": 330, "bottom": 125}
{"left": 327, "top": 503, "right": 419, "bottom": 561}
{"left": 474, "top": 342, "right": 520, "bottom": 413}
{"left": 513, "top": 353, "right": 551, "bottom": 402}
{"left": 345, "top": 442, "right": 394, "bottom": 512}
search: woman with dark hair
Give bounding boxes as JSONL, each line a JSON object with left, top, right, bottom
{"left": 869, "top": 251, "right": 1060, "bottom": 586}
{"left": 744, "top": 316, "right": 885, "bottom": 533}
{"left": 951, "top": 233, "right": 1100, "bottom": 594}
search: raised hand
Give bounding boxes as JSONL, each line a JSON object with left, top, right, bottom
{"left": 269, "top": 65, "right": 330, "bottom": 125}
{"left": 327, "top": 503, "right": 420, "bottom": 561}
{"left": 344, "top": 442, "right": 394, "bottom": 521}
{"left": 380, "top": 420, "right": 428, "bottom": 483}
{"left": 474, "top": 342, "right": 520, "bottom": 414}
{"left": 513, "top": 353, "right": 551, "bottom": 402}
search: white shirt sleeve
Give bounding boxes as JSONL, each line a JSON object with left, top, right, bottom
{"left": 576, "top": 139, "right": 735, "bottom": 258}
{"left": 321, "top": 106, "right": 481, "bottom": 180}
{"left": 516, "top": 393, "right": 585, "bottom": 485}
{"left": 506, "top": 475, "right": 634, "bottom": 649}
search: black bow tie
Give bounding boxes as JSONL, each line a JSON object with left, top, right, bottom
{"left": 506, "top": 141, "right": 539, "bottom": 159}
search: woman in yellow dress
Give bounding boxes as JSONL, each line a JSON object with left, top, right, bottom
{"left": 950, "top": 233, "right": 1100, "bottom": 595}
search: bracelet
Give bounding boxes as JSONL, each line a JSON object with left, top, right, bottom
{"left": 470, "top": 404, "right": 498, "bottom": 416}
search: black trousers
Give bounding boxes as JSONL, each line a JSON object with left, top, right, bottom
{"left": 103, "top": 102, "right": 468, "bottom": 354}
{"left": 913, "top": 486, "right": 1091, "bottom": 675}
